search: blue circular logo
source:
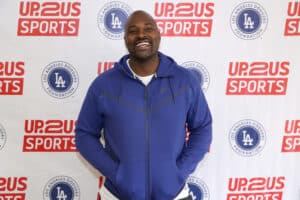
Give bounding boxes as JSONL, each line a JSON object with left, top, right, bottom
{"left": 187, "top": 176, "right": 210, "bottom": 200}
{"left": 41, "top": 61, "right": 79, "bottom": 99}
{"left": 50, "top": 183, "right": 74, "bottom": 199}
{"left": 237, "top": 9, "right": 260, "bottom": 34}
{"left": 43, "top": 176, "right": 80, "bottom": 200}
{"left": 182, "top": 61, "right": 210, "bottom": 92}
{"left": 0, "top": 123, "right": 7, "bottom": 150}
{"left": 48, "top": 68, "right": 73, "bottom": 92}
{"left": 229, "top": 119, "right": 266, "bottom": 156}
{"left": 230, "top": 2, "right": 268, "bottom": 40}
{"left": 97, "top": 1, "right": 132, "bottom": 40}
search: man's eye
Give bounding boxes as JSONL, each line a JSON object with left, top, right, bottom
{"left": 128, "top": 30, "right": 137, "bottom": 34}
{"left": 145, "top": 27, "right": 154, "bottom": 32}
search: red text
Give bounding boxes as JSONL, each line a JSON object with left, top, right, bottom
{"left": 284, "top": 2, "right": 300, "bottom": 36}
{"left": 226, "top": 61, "right": 290, "bottom": 95}
{"left": 0, "top": 61, "right": 25, "bottom": 95}
{"left": 154, "top": 2, "right": 214, "bottom": 37}
{"left": 227, "top": 177, "right": 285, "bottom": 200}
{"left": 98, "top": 62, "right": 115, "bottom": 75}
{"left": 0, "top": 177, "right": 27, "bottom": 200}
{"left": 17, "top": 1, "right": 81, "bottom": 36}
{"left": 281, "top": 120, "right": 300, "bottom": 152}
{"left": 23, "top": 120, "right": 77, "bottom": 152}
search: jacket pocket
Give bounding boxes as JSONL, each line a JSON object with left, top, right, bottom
{"left": 115, "top": 161, "right": 146, "bottom": 200}
{"left": 152, "top": 159, "right": 186, "bottom": 199}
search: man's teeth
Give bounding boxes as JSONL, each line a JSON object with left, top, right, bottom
{"left": 136, "top": 42, "right": 149, "bottom": 47}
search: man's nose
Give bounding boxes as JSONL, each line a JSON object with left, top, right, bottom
{"left": 136, "top": 29, "right": 146, "bottom": 38}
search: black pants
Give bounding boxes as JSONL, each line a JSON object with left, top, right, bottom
{"left": 178, "top": 195, "right": 193, "bottom": 200}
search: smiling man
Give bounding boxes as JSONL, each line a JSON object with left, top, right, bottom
{"left": 75, "top": 10, "right": 212, "bottom": 200}
{"left": 124, "top": 11, "right": 161, "bottom": 77}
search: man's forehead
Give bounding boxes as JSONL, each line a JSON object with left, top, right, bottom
{"left": 126, "top": 11, "right": 155, "bottom": 26}
{"left": 127, "top": 22, "right": 155, "bottom": 28}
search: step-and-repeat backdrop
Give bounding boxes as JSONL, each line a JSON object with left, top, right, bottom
{"left": 1, "top": 0, "right": 300, "bottom": 199}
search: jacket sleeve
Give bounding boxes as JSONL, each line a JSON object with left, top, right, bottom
{"left": 177, "top": 72, "right": 212, "bottom": 178}
{"left": 75, "top": 84, "right": 118, "bottom": 182}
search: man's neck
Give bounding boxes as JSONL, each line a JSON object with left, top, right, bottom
{"left": 129, "top": 55, "right": 159, "bottom": 76}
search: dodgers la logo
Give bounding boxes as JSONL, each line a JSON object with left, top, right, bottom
{"left": 187, "top": 176, "right": 210, "bottom": 200}
{"left": 230, "top": 2, "right": 268, "bottom": 40}
{"left": 41, "top": 61, "right": 79, "bottom": 99}
{"left": 182, "top": 61, "right": 210, "bottom": 92}
{"left": 97, "top": 1, "right": 132, "bottom": 40}
{"left": 229, "top": 119, "right": 266, "bottom": 156}
{"left": 0, "top": 123, "right": 7, "bottom": 150}
{"left": 43, "top": 176, "right": 80, "bottom": 200}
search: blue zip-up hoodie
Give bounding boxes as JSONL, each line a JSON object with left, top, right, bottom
{"left": 75, "top": 52, "right": 212, "bottom": 200}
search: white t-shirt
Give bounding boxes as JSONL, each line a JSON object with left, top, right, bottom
{"left": 127, "top": 59, "right": 154, "bottom": 86}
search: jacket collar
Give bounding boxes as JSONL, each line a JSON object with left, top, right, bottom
{"left": 117, "top": 51, "right": 176, "bottom": 79}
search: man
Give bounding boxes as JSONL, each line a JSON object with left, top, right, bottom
{"left": 75, "top": 10, "right": 212, "bottom": 200}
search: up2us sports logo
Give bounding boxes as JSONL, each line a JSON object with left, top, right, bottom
{"left": 227, "top": 176, "right": 285, "bottom": 200}
{"left": 281, "top": 119, "right": 300, "bottom": 152}
{"left": 284, "top": 1, "right": 300, "bottom": 36}
{"left": 17, "top": 1, "right": 81, "bottom": 36}
{"left": 98, "top": 61, "right": 115, "bottom": 75}
{"left": 226, "top": 61, "right": 290, "bottom": 95}
{"left": 23, "top": 119, "right": 77, "bottom": 152}
{"left": 0, "top": 177, "right": 28, "bottom": 200}
{"left": 0, "top": 61, "right": 25, "bottom": 95}
{"left": 154, "top": 2, "right": 214, "bottom": 37}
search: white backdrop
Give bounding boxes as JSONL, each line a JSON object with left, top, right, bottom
{"left": 1, "top": 0, "right": 300, "bottom": 199}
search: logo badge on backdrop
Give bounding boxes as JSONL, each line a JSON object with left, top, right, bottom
{"left": 0, "top": 177, "right": 28, "bottom": 199}
{"left": 0, "top": 123, "right": 7, "bottom": 150}
{"left": 23, "top": 119, "right": 77, "bottom": 152}
{"left": 281, "top": 119, "right": 300, "bottom": 152}
{"left": 227, "top": 176, "right": 285, "bottom": 199}
{"left": 187, "top": 176, "right": 210, "bottom": 200}
{"left": 230, "top": 2, "right": 268, "bottom": 40}
{"left": 97, "top": 1, "right": 132, "bottom": 40}
{"left": 98, "top": 61, "right": 115, "bottom": 75}
{"left": 182, "top": 61, "right": 210, "bottom": 92}
{"left": 284, "top": 1, "right": 300, "bottom": 36}
{"left": 41, "top": 61, "right": 79, "bottom": 99}
{"left": 43, "top": 176, "right": 80, "bottom": 200}
{"left": 226, "top": 61, "right": 290, "bottom": 95}
{"left": 154, "top": 2, "right": 215, "bottom": 37}
{"left": 17, "top": 1, "right": 81, "bottom": 36}
{"left": 229, "top": 119, "right": 266, "bottom": 156}
{"left": 0, "top": 61, "right": 25, "bottom": 95}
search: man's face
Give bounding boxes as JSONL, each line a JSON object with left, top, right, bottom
{"left": 124, "top": 12, "right": 161, "bottom": 61}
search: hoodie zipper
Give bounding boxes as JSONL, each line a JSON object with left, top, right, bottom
{"left": 144, "top": 87, "right": 151, "bottom": 200}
